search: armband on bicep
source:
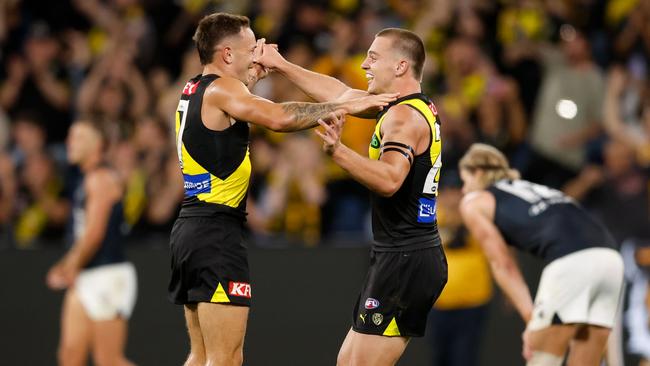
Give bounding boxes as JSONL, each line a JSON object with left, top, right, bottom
{"left": 379, "top": 141, "right": 415, "bottom": 165}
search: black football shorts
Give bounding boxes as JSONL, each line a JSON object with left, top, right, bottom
{"left": 351, "top": 245, "right": 447, "bottom": 337}
{"left": 168, "top": 215, "right": 251, "bottom": 306}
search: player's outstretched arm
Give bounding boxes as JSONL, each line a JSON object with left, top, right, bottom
{"left": 255, "top": 44, "right": 399, "bottom": 118}
{"left": 255, "top": 43, "right": 352, "bottom": 102}
{"left": 460, "top": 191, "right": 534, "bottom": 323}
{"left": 255, "top": 43, "right": 386, "bottom": 118}
{"left": 316, "top": 106, "right": 420, "bottom": 197}
{"left": 208, "top": 77, "right": 396, "bottom": 132}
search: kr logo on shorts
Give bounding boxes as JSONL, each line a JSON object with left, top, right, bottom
{"left": 228, "top": 282, "right": 251, "bottom": 298}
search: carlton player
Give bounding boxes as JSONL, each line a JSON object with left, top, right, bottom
{"left": 459, "top": 143, "right": 624, "bottom": 366}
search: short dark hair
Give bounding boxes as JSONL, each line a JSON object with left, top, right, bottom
{"left": 193, "top": 13, "right": 250, "bottom": 65}
{"left": 376, "top": 28, "right": 425, "bottom": 80}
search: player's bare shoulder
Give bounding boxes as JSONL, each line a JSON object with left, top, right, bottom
{"left": 202, "top": 76, "right": 251, "bottom": 129}
{"left": 460, "top": 190, "right": 495, "bottom": 218}
{"left": 382, "top": 104, "right": 426, "bottom": 128}
{"left": 86, "top": 167, "right": 122, "bottom": 201}
{"left": 205, "top": 76, "right": 250, "bottom": 102}
{"left": 380, "top": 104, "right": 431, "bottom": 149}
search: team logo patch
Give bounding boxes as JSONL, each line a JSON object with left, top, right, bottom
{"left": 417, "top": 197, "right": 437, "bottom": 223}
{"left": 183, "top": 173, "right": 211, "bottom": 196}
{"left": 228, "top": 282, "right": 251, "bottom": 298}
{"left": 370, "top": 134, "right": 380, "bottom": 149}
{"left": 372, "top": 313, "right": 383, "bottom": 326}
{"left": 364, "top": 298, "right": 380, "bottom": 310}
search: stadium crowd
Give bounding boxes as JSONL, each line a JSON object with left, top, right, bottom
{"left": 1, "top": 0, "right": 650, "bottom": 363}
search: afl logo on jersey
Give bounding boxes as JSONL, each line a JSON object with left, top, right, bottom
{"left": 365, "top": 298, "right": 380, "bottom": 310}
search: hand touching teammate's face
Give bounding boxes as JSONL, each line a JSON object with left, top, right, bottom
{"left": 253, "top": 42, "right": 284, "bottom": 70}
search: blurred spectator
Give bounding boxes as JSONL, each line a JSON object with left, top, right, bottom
{"left": 525, "top": 26, "right": 605, "bottom": 188}
{"left": 249, "top": 0, "right": 291, "bottom": 41}
{"left": 76, "top": 44, "right": 150, "bottom": 132}
{"left": 0, "top": 21, "right": 71, "bottom": 143}
{"left": 439, "top": 37, "right": 526, "bottom": 169}
{"left": 428, "top": 179, "right": 492, "bottom": 366}
{"left": 72, "top": 0, "right": 156, "bottom": 68}
{"left": 498, "top": 0, "right": 549, "bottom": 116}
{"left": 310, "top": 17, "right": 376, "bottom": 240}
{"left": 111, "top": 115, "right": 183, "bottom": 240}
{"left": 131, "top": 115, "right": 183, "bottom": 233}
{"left": 13, "top": 151, "right": 68, "bottom": 247}
{"left": 276, "top": 2, "right": 328, "bottom": 52}
{"left": 9, "top": 114, "right": 69, "bottom": 247}
{"left": 604, "top": 65, "right": 650, "bottom": 168}
{"left": 622, "top": 239, "right": 650, "bottom": 366}
{"left": 564, "top": 139, "right": 650, "bottom": 244}
{"left": 254, "top": 134, "right": 326, "bottom": 246}
{"left": 612, "top": 0, "right": 650, "bottom": 63}
{"left": 0, "top": 108, "right": 9, "bottom": 150}
{"left": 0, "top": 151, "right": 15, "bottom": 230}
{"left": 157, "top": 47, "right": 202, "bottom": 125}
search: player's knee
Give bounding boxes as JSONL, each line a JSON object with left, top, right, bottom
{"left": 526, "top": 351, "right": 563, "bottom": 366}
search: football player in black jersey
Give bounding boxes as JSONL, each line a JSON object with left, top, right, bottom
{"left": 170, "top": 13, "right": 398, "bottom": 366}
{"left": 256, "top": 28, "right": 446, "bottom": 366}
{"left": 459, "top": 143, "right": 623, "bottom": 366}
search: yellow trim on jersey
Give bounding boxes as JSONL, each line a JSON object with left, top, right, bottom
{"left": 382, "top": 317, "right": 401, "bottom": 336}
{"left": 197, "top": 150, "right": 251, "bottom": 207}
{"left": 210, "top": 283, "right": 230, "bottom": 303}
{"left": 369, "top": 98, "right": 439, "bottom": 164}
{"left": 368, "top": 97, "right": 443, "bottom": 195}
{"left": 175, "top": 109, "right": 251, "bottom": 208}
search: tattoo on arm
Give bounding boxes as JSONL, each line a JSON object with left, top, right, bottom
{"left": 280, "top": 102, "right": 342, "bottom": 131}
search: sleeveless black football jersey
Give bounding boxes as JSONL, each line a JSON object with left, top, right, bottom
{"left": 174, "top": 74, "right": 251, "bottom": 219}
{"left": 368, "top": 93, "right": 443, "bottom": 251}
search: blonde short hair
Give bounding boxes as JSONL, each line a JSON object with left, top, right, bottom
{"left": 458, "top": 143, "right": 520, "bottom": 188}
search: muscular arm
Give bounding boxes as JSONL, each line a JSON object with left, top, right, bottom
{"left": 460, "top": 191, "right": 534, "bottom": 323}
{"left": 274, "top": 57, "right": 352, "bottom": 102}
{"left": 256, "top": 44, "right": 383, "bottom": 117}
{"left": 208, "top": 77, "right": 386, "bottom": 132}
{"left": 326, "top": 106, "right": 423, "bottom": 196}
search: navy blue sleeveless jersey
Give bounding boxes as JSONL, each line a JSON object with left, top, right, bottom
{"left": 70, "top": 168, "right": 126, "bottom": 268}
{"left": 487, "top": 179, "right": 616, "bottom": 263}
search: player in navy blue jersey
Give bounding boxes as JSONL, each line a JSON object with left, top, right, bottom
{"left": 459, "top": 143, "right": 624, "bottom": 366}
{"left": 47, "top": 119, "right": 136, "bottom": 366}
